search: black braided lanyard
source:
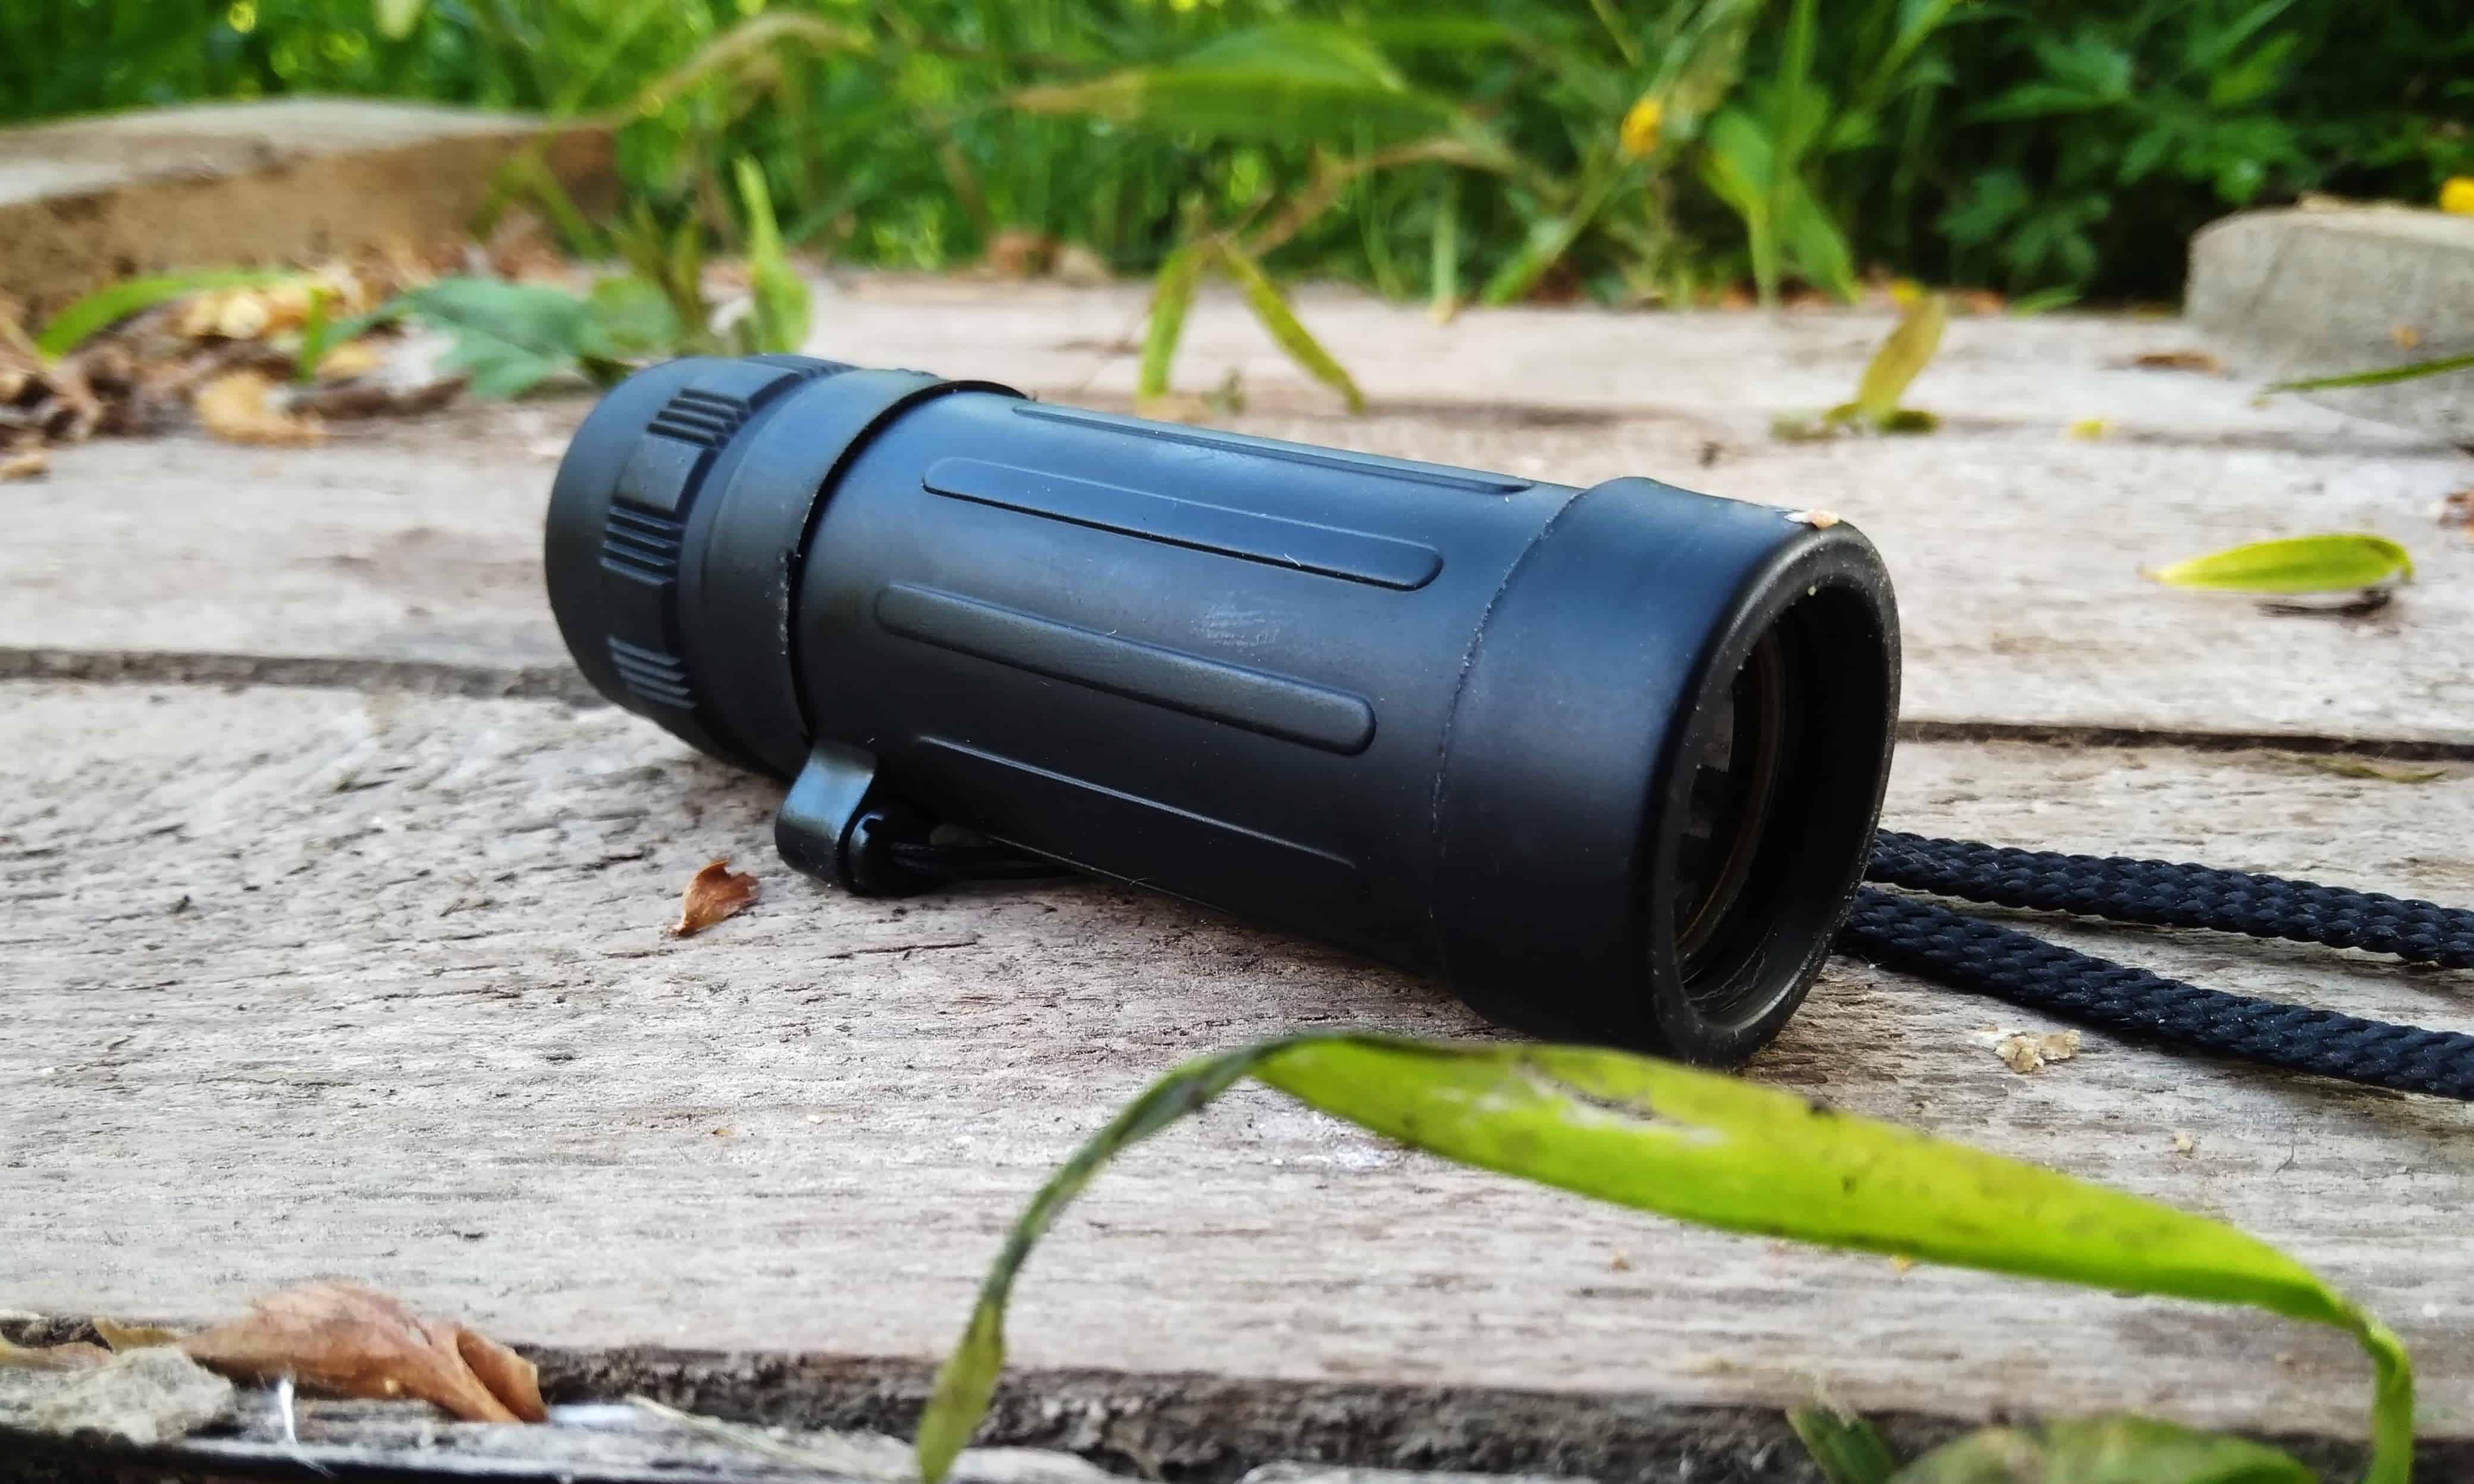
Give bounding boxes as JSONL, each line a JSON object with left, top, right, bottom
{"left": 1849, "top": 833, "right": 2474, "bottom": 1100}
{"left": 892, "top": 828, "right": 2474, "bottom": 1100}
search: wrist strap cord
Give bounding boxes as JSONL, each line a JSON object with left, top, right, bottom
{"left": 885, "top": 825, "right": 2474, "bottom": 1101}
{"left": 1848, "top": 833, "right": 2474, "bottom": 1101}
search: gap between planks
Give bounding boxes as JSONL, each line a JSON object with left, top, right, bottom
{"left": 7, "top": 649, "right": 2474, "bottom": 763}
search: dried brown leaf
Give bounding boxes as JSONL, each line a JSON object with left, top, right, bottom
{"left": 194, "top": 371, "right": 322, "bottom": 447}
{"left": 178, "top": 1281, "right": 545, "bottom": 1423}
{"left": 672, "top": 859, "right": 759, "bottom": 937}
{"left": 0, "top": 1335, "right": 112, "bottom": 1370}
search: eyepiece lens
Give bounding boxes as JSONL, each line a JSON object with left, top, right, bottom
{"left": 1672, "top": 631, "right": 1786, "bottom": 972}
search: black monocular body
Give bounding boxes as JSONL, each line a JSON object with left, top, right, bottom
{"left": 547, "top": 354, "right": 1899, "bottom": 1063}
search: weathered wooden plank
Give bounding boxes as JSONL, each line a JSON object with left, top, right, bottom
{"left": 7, "top": 391, "right": 2469, "bottom": 743}
{"left": 6, "top": 680, "right": 2472, "bottom": 1442}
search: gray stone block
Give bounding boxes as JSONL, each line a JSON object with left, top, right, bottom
{"left": 2187, "top": 206, "right": 2474, "bottom": 443}
{"left": 0, "top": 99, "right": 614, "bottom": 321}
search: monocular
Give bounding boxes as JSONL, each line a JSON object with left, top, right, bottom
{"left": 547, "top": 352, "right": 1902, "bottom": 1064}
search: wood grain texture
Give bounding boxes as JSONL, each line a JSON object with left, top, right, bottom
{"left": 5, "top": 681, "right": 2471, "bottom": 1442}
{"left": 5, "top": 385, "right": 2469, "bottom": 742}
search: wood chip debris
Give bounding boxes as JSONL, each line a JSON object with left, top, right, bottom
{"left": 2121, "top": 349, "right": 2224, "bottom": 374}
{"left": 672, "top": 859, "right": 760, "bottom": 937}
{"left": 1987, "top": 1028, "right": 2082, "bottom": 1074}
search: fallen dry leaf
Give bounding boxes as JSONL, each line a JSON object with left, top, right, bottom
{"left": 2393, "top": 324, "right": 2423, "bottom": 351}
{"left": 1992, "top": 1029, "right": 2081, "bottom": 1074}
{"left": 178, "top": 1281, "right": 545, "bottom": 1423}
{"left": 2124, "top": 349, "right": 2224, "bottom": 374}
{"left": 672, "top": 859, "right": 759, "bottom": 937}
{"left": 194, "top": 371, "right": 322, "bottom": 447}
{"left": 0, "top": 1335, "right": 112, "bottom": 1370}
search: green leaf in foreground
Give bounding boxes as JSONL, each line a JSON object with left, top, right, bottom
{"left": 2268, "top": 351, "right": 2474, "bottom": 394}
{"left": 914, "top": 1034, "right": 2411, "bottom": 1484}
{"left": 1790, "top": 1404, "right": 1900, "bottom": 1484}
{"left": 36, "top": 269, "right": 297, "bottom": 359}
{"left": 2145, "top": 534, "right": 2414, "bottom": 595}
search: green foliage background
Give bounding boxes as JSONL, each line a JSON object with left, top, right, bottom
{"left": 7, "top": 0, "right": 2469, "bottom": 304}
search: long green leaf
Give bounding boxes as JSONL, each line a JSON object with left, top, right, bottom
{"left": 914, "top": 1043, "right": 1281, "bottom": 1484}
{"left": 2145, "top": 533, "right": 2415, "bottom": 594}
{"left": 1218, "top": 243, "right": 1366, "bottom": 413}
{"left": 35, "top": 269, "right": 297, "bottom": 359}
{"left": 914, "top": 1034, "right": 2412, "bottom": 1484}
{"left": 2268, "top": 351, "right": 2474, "bottom": 394}
{"left": 1137, "top": 241, "right": 1208, "bottom": 403}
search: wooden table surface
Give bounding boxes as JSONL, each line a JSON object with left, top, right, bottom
{"left": 7, "top": 278, "right": 2473, "bottom": 1474}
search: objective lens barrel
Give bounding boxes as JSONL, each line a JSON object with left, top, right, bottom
{"left": 547, "top": 354, "right": 1899, "bottom": 1063}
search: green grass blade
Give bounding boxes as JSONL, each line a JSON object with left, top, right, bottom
{"left": 2144, "top": 533, "right": 2414, "bottom": 594}
{"left": 918, "top": 1033, "right": 2413, "bottom": 1484}
{"left": 1789, "top": 1405, "right": 1900, "bottom": 1484}
{"left": 1219, "top": 242, "right": 1366, "bottom": 412}
{"left": 35, "top": 269, "right": 296, "bottom": 359}
{"left": 735, "top": 156, "right": 811, "bottom": 354}
{"left": 1854, "top": 291, "right": 1946, "bottom": 419}
{"left": 914, "top": 1044, "right": 1281, "bottom": 1484}
{"left": 2267, "top": 351, "right": 2474, "bottom": 393}
{"left": 1137, "top": 241, "right": 1208, "bottom": 403}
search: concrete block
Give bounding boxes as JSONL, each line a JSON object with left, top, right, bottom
{"left": 2188, "top": 206, "right": 2474, "bottom": 443}
{"left": 0, "top": 99, "right": 615, "bottom": 320}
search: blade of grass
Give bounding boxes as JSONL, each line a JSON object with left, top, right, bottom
{"left": 1219, "top": 241, "right": 1366, "bottom": 412}
{"left": 914, "top": 1033, "right": 2412, "bottom": 1484}
{"left": 1853, "top": 291, "right": 1947, "bottom": 421}
{"left": 2268, "top": 351, "right": 2474, "bottom": 393}
{"left": 1137, "top": 240, "right": 1209, "bottom": 403}
{"left": 36, "top": 269, "right": 296, "bottom": 360}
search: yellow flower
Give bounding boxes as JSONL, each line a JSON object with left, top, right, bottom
{"left": 2440, "top": 177, "right": 2474, "bottom": 216}
{"left": 1886, "top": 277, "right": 1924, "bottom": 307}
{"left": 1619, "top": 96, "right": 1664, "bottom": 159}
